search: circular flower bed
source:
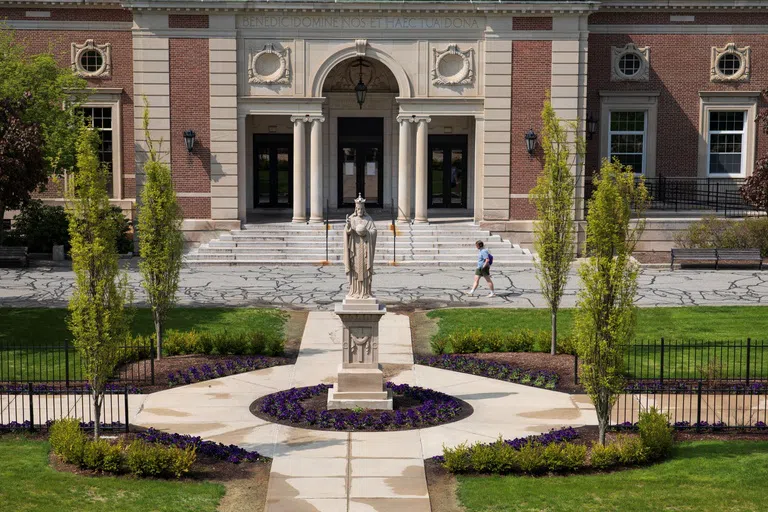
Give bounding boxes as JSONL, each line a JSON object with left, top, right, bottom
{"left": 250, "top": 382, "right": 472, "bottom": 432}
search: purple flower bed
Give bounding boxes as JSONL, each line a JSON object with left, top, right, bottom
{"left": 431, "top": 426, "right": 580, "bottom": 463}
{"left": 167, "top": 357, "right": 283, "bottom": 387}
{"left": 626, "top": 381, "right": 768, "bottom": 393}
{"left": 614, "top": 420, "right": 754, "bottom": 431}
{"left": 415, "top": 354, "right": 558, "bottom": 390}
{"left": 257, "top": 382, "right": 464, "bottom": 431}
{"left": 136, "top": 428, "right": 262, "bottom": 463}
{"left": 0, "top": 383, "right": 141, "bottom": 394}
{"left": 0, "top": 420, "right": 126, "bottom": 433}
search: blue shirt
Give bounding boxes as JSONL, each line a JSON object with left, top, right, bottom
{"left": 477, "top": 248, "right": 490, "bottom": 269}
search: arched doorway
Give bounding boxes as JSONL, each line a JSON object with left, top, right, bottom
{"left": 322, "top": 57, "right": 399, "bottom": 209}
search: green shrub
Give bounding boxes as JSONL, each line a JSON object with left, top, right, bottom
{"left": 83, "top": 439, "right": 125, "bottom": 473}
{"left": 515, "top": 442, "right": 548, "bottom": 475}
{"left": 676, "top": 216, "right": 768, "bottom": 258}
{"left": 589, "top": 441, "right": 621, "bottom": 469}
{"left": 102, "top": 442, "right": 126, "bottom": 473}
{"left": 615, "top": 435, "right": 649, "bottom": 466}
{"left": 469, "top": 441, "right": 499, "bottom": 473}
{"left": 162, "top": 329, "right": 284, "bottom": 357}
{"left": 542, "top": 442, "right": 587, "bottom": 473}
{"left": 49, "top": 419, "right": 87, "bottom": 466}
{"left": 638, "top": 407, "right": 674, "bottom": 461}
{"left": 442, "top": 442, "right": 472, "bottom": 473}
{"left": 435, "top": 328, "right": 575, "bottom": 355}
{"left": 447, "top": 329, "right": 483, "bottom": 353}
{"left": 125, "top": 440, "right": 196, "bottom": 478}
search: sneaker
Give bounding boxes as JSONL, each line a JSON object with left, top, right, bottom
{"left": 487, "top": 292, "right": 496, "bottom": 298}
{"left": 465, "top": 289, "right": 475, "bottom": 296}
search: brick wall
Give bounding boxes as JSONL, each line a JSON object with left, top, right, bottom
{"left": 169, "top": 37, "right": 211, "bottom": 219}
{"left": 510, "top": 40, "right": 551, "bottom": 220}
{"left": 586, "top": 33, "right": 768, "bottom": 178}
{"left": 0, "top": 8, "right": 131, "bottom": 22}
{"left": 168, "top": 14, "right": 209, "bottom": 29}
{"left": 512, "top": 17, "right": 552, "bottom": 31}
{"left": 15, "top": 29, "right": 134, "bottom": 199}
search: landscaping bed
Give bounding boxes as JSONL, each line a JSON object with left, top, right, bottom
{"left": 463, "top": 352, "right": 579, "bottom": 393}
{"left": 250, "top": 382, "right": 473, "bottom": 432}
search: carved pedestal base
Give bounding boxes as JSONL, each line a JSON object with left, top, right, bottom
{"left": 328, "top": 297, "right": 393, "bottom": 410}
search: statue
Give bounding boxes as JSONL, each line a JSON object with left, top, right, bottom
{"left": 343, "top": 194, "right": 377, "bottom": 299}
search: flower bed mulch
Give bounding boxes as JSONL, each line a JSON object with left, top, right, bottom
{"left": 250, "top": 382, "right": 473, "bottom": 432}
{"left": 416, "top": 354, "right": 566, "bottom": 391}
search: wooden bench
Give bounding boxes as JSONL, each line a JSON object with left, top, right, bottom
{"left": 671, "top": 248, "right": 763, "bottom": 270}
{"left": 0, "top": 246, "right": 28, "bottom": 268}
{"left": 716, "top": 249, "right": 763, "bottom": 270}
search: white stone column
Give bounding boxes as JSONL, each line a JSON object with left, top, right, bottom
{"left": 309, "top": 116, "right": 325, "bottom": 223}
{"left": 291, "top": 116, "right": 308, "bottom": 223}
{"left": 396, "top": 117, "right": 413, "bottom": 223}
{"left": 414, "top": 116, "right": 431, "bottom": 224}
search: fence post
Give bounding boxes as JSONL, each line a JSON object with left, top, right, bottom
{"left": 27, "top": 382, "right": 34, "bottom": 432}
{"left": 659, "top": 338, "right": 665, "bottom": 384}
{"left": 64, "top": 338, "right": 70, "bottom": 388}
{"left": 745, "top": 338, "right": 751, "bottom": 386}
{"left": 150, "top": 343, "right": 155, "bottom": 386}
{"left": 124, "top": 386, "right": 130, "bottom": 434}
{"left": 696, "top": 381, "right": 703, "bottom": 432}
{"left": 574, "top": 354, "right": 579, "bottom": 386}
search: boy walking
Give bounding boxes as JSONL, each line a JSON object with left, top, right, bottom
{"left": 467, "top": 240, "right": 495, "bottom": 297}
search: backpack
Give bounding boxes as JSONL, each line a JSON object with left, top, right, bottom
{"left": 488, "top": 253, "right": 493, "bottom": 266}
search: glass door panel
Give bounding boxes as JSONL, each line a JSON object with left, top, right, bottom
{"left": 430, "top": 149, "right": 444, "bottom": 206}
{"left": 341, "top": 147, "right": 358, "bottom": 205}
{"left": 428, "top": 136, "right": 468, "bottom": 208}
{"left": 450, "top": 149, "right": 465, "bottom": 207}
{"left": 275, "top": 147, "right": 291, "bottom": 206}
{"left": 253, "top": 135, "right": 293, "bottom": 208}
{"left": 364, "top": 147, "right": 380, "bottom": 204}
{"left": 256, "top": 148, "right": 271, "bottom": 206}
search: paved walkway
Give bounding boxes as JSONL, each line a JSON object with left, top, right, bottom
{"left": 2, "top": 265, "right": 768, "bottom": 308}
{"left": 130, "top": 311, "right": 597, "bottom": 511}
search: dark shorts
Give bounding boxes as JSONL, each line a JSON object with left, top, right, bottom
{"left": 475, "top": 266, "right": 490, "bottom": 277}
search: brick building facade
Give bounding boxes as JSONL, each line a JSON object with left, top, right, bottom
{"left": 2, "top": 0, "right": 766, "bottom": 249}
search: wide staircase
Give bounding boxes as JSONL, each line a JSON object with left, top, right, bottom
{"left": 185, "top": 220, "right": 532, "bottom": 266}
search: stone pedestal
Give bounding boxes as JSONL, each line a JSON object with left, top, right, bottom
{"left": 327, "top": 297, "right": 393, "bottom": 410}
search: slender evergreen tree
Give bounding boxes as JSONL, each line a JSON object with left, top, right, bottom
{"left": 138, "top": 99, "right": 183, "bottom": 360}
{"left": 575, "top": 158, "right": 649, "bottom": 445}
{"left": 531, "top": 99, "right": 585, "bottom": 355}
{"left": 66, "top": 127, "right": 132, "bottom": 440}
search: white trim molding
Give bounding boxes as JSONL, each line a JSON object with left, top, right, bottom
{"left": 611, "top": 43, "right": 649, "bottom": 82}
{"left": 432, "top": 44, "right": 475, "bottom": 86}
{"left": 698, "top": 91, "right": 759, "bottom": 178}
{"left": 599, "top": 91, "right": 659, "bottom": 178}
{"left": 79, "top": 88, "right": 124, "bottom": 199}
{"left": 71, "top": 39, "right": 112, "bottom": 79}
{"left": 711, "top": 43, "right": 750, "bottom": 82}
{"left": 248, "top": 43, "right": 291, "bottom": 85}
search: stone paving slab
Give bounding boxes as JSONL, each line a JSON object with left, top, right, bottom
{"left": 3, "top": 265, "right": 767, "bottom": 308}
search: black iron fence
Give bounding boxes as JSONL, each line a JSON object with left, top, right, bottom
{"left": 584, "top": 176, "right": 763, "bottom": 218}
{"left": 0, "top": 338, "right": 155, "bottom": 385}
{"left": 611, "top": 382, "right": 768, "bottom": 429}
{"left": 0, "top": 383, "right": 130, "bottom": 432}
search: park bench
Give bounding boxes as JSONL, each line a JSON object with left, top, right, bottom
{"left": 670, "top": 248, "right": 762, "bottom": 270}
{"left": 0, "top": 246, "right": 28, "bottom": 268}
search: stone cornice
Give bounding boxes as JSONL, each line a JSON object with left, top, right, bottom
{"left": 598, "top": 0, "right": 768, "bottom": 11}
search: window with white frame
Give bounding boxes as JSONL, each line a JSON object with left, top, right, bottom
{"left": 80, "top": 106, "right": 114, "bottom": 197}
{"left": 707, "top": 110, "right": 747, "bottom": 176}
{"left": 608, "top": 111, "right": 646, "bottom": 174}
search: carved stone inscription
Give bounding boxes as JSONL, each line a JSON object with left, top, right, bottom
{"left": 239, "top": 15, "right": 481, "bottom": 30}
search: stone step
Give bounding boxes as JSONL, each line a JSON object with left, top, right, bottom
{"left": 188, "top": 252, "right": 531, "bottom": 262}
{"left": 208, "top": 240, "right": 512, "bottom": 248}
{"left": 197, "top": 247, "right": 525, "bottom": 256}
{"left": 229, "top": 230, "right": 495, "bottom": 237}
{"left": 184, "top": 257, "right": 533, "bottom": 266}
{"left": 222, "top": 234, "right": 501, "bottom": 242}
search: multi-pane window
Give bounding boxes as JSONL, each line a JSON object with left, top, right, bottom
{"left": 609, "top": 111, "right": 646, "bottom": 174}
{"left": 708, "top": 111, "right": 746, "bottom": 175}
{"left": 81, "top": 107, "right": 114, "bottom": 197}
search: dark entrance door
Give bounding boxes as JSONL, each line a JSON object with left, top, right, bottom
{"left": 253, "top": 134, "right": 292, "bottom": 208}
{"left": 338, "top": 117, "right": 384, "bottom": 208}
{"left": 428, "top": 135, "right": 468, "bottom": 208}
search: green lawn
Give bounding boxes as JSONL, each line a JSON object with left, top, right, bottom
{"left": 429, "top": 306, "right": 768, "bottom": 380}
{"left": 0, "top": 308, "right": 287, "bottom": 382}
{"left": 457, "top": 441, "right": 768, "bottom": 512}
{"left": 0, "top": 436, "right": 225, "bottom": 512}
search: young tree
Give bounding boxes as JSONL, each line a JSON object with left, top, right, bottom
{"left": 67, "top": 127, "right": 132, "bottom": 440}
{"left": 0, "top": 28, "right": 86, "bottom": 234}
{"left": 575, "top": 158, "right": 649, "bottom": 445}
{"left": 0, "top": 95, "right": 45, "bottom": 244}
{"left": 530, "top": 99, "right": 585, "bottom": 355}
{"left": 138, "top": 100, "right": 184, "bottom": 360}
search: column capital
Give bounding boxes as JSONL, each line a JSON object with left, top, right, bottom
{"left": 397, "top": 114, "right": 431, "bottom": 124}
{"left": 290, "top": 114, "right": 325, "bottom": 123}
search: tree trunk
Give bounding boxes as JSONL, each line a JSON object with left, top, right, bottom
{"left": 0, "top": 201, "right": 6, "bottom": 246}
{"left": 93, "top": 389, "right": 102, "bottom": 441}
{"left": 155, "top": 318, "right": 163, "bottom": 361}
{"left": 550, "top": 311, "right": 557, "bottom": 355}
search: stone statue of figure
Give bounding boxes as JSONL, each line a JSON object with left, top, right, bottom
{"left": 343, "top": 194, "right": 377, "bottom": 299}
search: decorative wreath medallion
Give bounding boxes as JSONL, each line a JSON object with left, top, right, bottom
{"left": 611, "top": 43, "right": 650, "bottom": 82}
{"left": 249, "top": 44, "right": 290, "bottom": 85}
{"left": 432, "top": 44, "right": 474, "bottom": 86}
{"left": 71, "top": 40, "right": 111, "bottom": 78}
{"left": 711, "top": 43, "right": 750, "bottom": 82}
